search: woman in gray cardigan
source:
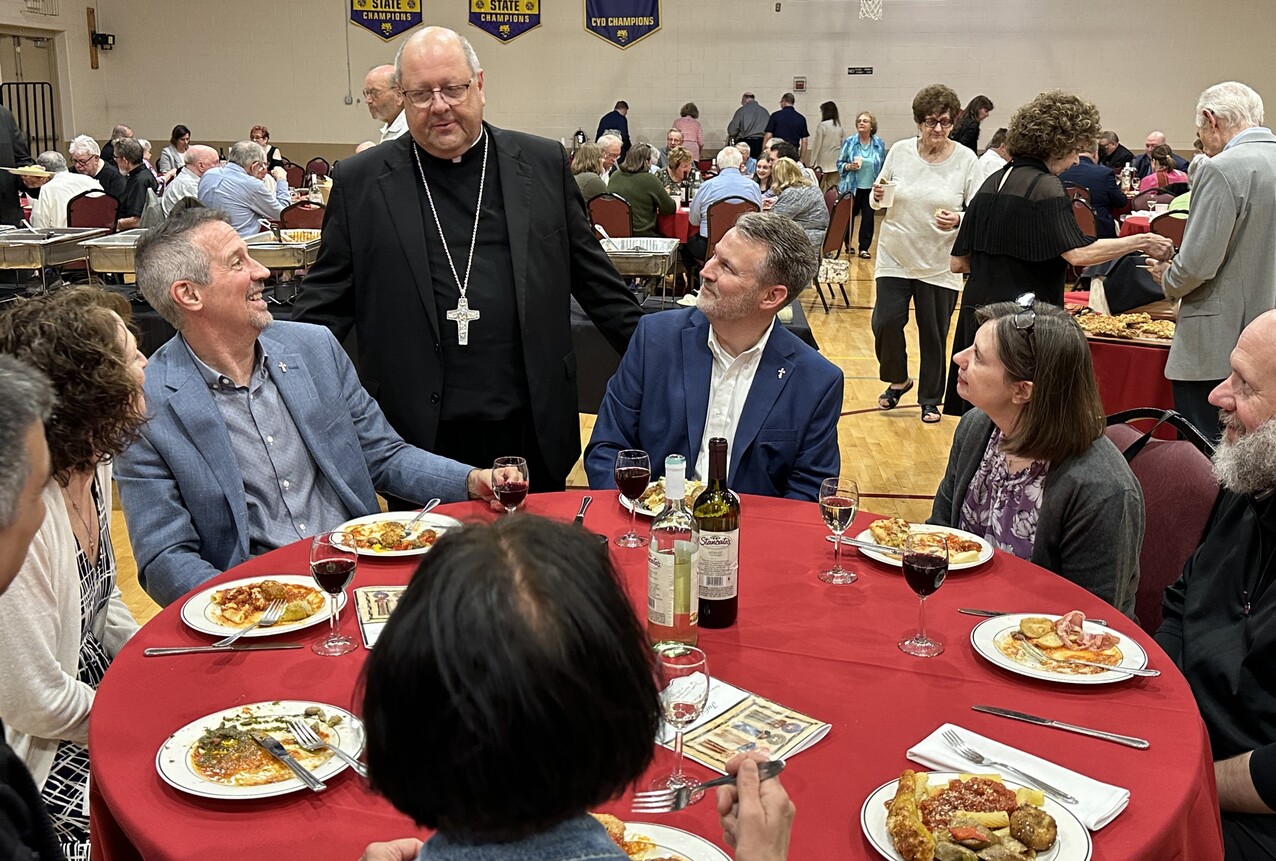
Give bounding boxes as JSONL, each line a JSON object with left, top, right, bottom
{"left": 930, "top": 297, "right": 1144, "bottom": 617}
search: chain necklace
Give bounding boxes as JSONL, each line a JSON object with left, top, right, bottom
{"left": 62, "top": 481, "right": 99, "bottom": 563}
{"left": 412, "top": 131, "right": 488, "bottom": 346}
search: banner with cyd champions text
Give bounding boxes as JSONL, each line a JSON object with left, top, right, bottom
{"left": 470, "top": 0, "right": 541, "bottom": 42}
{"left": 350, "top": 0, "right": 423, "bottom": 41}
{"left": 584, "top": 0, "right": 660, "bottom": 49}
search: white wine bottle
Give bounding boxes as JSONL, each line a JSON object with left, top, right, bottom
{"left": 647, "top": 454, "right": 698, "bottom": 646}
{"left": 694, "top": 438, "right": 740, "bottom": 628}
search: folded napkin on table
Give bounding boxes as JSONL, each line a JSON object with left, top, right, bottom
{"left": 907, "top": 722, "right": 1129, "bottom": 830}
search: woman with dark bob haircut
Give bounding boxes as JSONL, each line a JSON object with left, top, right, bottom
{"left": 361, "top": 516, "right": 794, "bottom": 860}
{"left": 931, "top": 297, "right": 1143, "bottom": 616}
{"left": 0, "top": 287, "right": 145, "bottom": 856}
{"left": 945, "top": 91, "right": 1175, "bottom": 415}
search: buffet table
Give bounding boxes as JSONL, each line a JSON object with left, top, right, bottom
{"left": 1087, "top": 335, "right": 1175, "bottom": 418}
{"left": 89, "top": 493, "right": 1222, "bottom": 861}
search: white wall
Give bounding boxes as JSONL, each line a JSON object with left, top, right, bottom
{"left": 0, "top": 0, "right": 1272, "bottom": 155}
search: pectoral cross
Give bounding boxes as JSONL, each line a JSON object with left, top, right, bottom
{"left": 446, "top": 296, "right": 481, "bottom": 346}
{"left": 777, "top": 368, "right": 786, "bottom": 379}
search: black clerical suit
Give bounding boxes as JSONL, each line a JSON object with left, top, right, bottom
{"left": 295, "top": 123, "right": 643, "bottom": 488}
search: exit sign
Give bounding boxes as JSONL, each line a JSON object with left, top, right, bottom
{"left": 847, "top": 67, "right": 873, "bottom": 75}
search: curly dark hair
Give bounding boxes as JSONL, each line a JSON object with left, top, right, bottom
{"left": 911, "top": 84, "right": 961, "bottom": 124}
{"left": 0, "top": 287, "right": 145, "bottom": 484}
{"left": 1005, "top": 90, "right": 1102, "bottom": 161}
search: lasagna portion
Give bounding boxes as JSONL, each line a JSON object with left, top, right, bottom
{"left": 210, "top": 579, "right": 325, "bottom": 627}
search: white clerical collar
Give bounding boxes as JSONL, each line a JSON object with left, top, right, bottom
{"left": 452, "top": 128, "right": 487, "bottom": 163}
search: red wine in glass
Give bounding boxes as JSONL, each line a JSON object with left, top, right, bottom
{"left": 311, "top": 558, "right": 356, "bottom": 594}
{"left": 902, "top": 553, "right": 947, "bottom": 597}
{"left": 615, "top": 465, "right": 652, "bottom": 500}
{"left": 494, "top": 480, "right": 529, "bottom": 509}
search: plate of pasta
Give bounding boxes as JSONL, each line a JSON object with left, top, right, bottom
{"left": 334, "top": 512, "right": 463, "bottom": 557}
{"left": 180, "top": 575, "right": 344, "bottom": 638}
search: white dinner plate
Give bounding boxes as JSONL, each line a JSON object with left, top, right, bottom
{"left": 618, "top": 480, "right": 707, "bottom": 518}
{"left": 155, "top": 700, "right": 365, "bottom": 800}
{"left": 624, "top": 823, "right": 731, "bottom": 861}
{"left": 970, "top": 613, "right": 1150, "bottom": 685}
{"left": 853, "top": 524, "right": 994, "bottom": 571}
{"left": 334, "top": 511, "right": 464, "bottom": 557}
{"left": 860, "top": 771, "right": 1090, "bottom": 861}
{"left": 179, "top": 574, "right": 347, "bottom": 639}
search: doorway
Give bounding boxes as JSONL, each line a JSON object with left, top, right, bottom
{"left": 0, "top": 30, "right": 61, "bottom": 157}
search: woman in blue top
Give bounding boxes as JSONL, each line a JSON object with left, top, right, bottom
{"left": 837, "top": 111, "right": 886, "bottom": 258}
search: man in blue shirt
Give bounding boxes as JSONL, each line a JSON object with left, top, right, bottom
{"left": 763, "top": 94, "right": 810, "bottom": 162}
{"left": 596, "top": 100, "right": 630, "bottom": 160}
{"left": 197, "top": 140, "right": 290, "bottom": 237}
{"left": 684, "top": 146, "right": 764, "bottom": 268}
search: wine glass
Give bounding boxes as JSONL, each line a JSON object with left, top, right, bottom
{"left": 898, "top": 532, "right": 949, "bottom": 657}
{"left": 310, "top": 531, "right": 358, "bottom": 656}
{"left": 650, "top": 644, "right": 710, "bottom": 798}
{"left": 818, "top": 477, "right": 859, "bottom": 584}
{"left": 492, "top": 456, "right": 529, "bottom": 515}
{"left": 614, "top": 449, "right": 651, "bottom": 548}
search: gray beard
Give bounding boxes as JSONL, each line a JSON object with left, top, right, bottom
{"left": 1212, "top": 412, "right": 1276, "bottom": 496}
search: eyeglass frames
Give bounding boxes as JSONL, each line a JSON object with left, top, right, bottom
{"left": 401, "top": 79, "right": 473, "bottom": 109}
{"left": 922, "top": 117, "right": 954, "bottom": 130}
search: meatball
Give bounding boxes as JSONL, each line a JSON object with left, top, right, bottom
{"left": 1009, "top": 804, "right": 1058, "bottom": 851}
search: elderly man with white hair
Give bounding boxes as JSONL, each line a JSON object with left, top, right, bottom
{"left": 1147, "top": 81, "right": 1276, "bottom": 441}
{"left": 66, "top": 134, "right": 125, "bottom": 199}
{"left": 683, "top": 146, "right": 764, "bottom": 269}
{"left": 23, "top": 152, "right": 100, "bottom": 229}
{"left": 161, "top": 144, "right": 219, "bottom": 215}
{"left": 597, "top": 132, "right": 622, "bottom": 184}
{"left": 196, "top": 140, "right": 291, "bottom": 237}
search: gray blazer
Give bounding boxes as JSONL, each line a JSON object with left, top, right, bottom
{"left": 1162, "top": 129, "right": 1276, "bottom": 381}
{"left": 929, "top": 410, "right": 1144, "bottom": 618}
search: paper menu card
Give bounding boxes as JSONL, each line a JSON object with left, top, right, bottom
{"left": 354, "top": 586, "right": 405, "bottom": 649}
{"left": 657, "top": 678, "right": 830, "bottom": 774}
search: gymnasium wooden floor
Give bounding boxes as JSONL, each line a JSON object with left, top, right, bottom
{"left": 111, "top": 242, "right": 956, "bottom": 623}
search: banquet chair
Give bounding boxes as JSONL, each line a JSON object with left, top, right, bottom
{"left": 588, "top": 193, "right": 632, "bottom": 240}
{"left": 1071, "top": 197, "right": 1097, "bottom": 238}
{"left": 305, "top": 157, "right": 330, "bottom": 180}
{"left": 695, "top": 159, "right": 715, "bottom": 175}
{"left": 1131, "top": 190, "right": 1174, "bottom": 212}
{"left": 1063, "top": 183, "right": 1091, "bottom": 204}
{"left": 280, "top": 201, "right": 325, "bottom": 230}
{"left": 705, "top": 196, "right": 760, "bottom": 259}
{"left": 66, "top": 189, "right": 120, "bottom": 232}
{"left": 1104, "top": 408, "right": 1219, "bottom": 633}
{"left": 1150, "top": 210, "right": 1188, "bottom": 250}
{"left": 284, "top": 163, "right": 305, "bottom": 189}
{"left": 810, "top": 193, "right": 855, "bottom": 314}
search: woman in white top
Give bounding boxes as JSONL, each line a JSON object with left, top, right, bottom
{"left": 870, "top": 84, "right": 981, "bottom": 424}
{"left": 0, "top": 287, "right": 146, "bottom": 859}
{"left": 808, "top": 102, "right": 844, "bottom": 192}
{"left": 157, "top": 124, "right": 190, "bottom": 184}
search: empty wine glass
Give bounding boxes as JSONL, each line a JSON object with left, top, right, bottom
{"left": 650, "top": 644, "right": 709, "bottom": 798}
{"left": 492, "top": 456, "right": 529, "bottom": 515}
{"left": 898, "top": 532, "right": 949, "bottom": 657}
{"left": 614, "top": 449, "right": 651, "bottom": 548}
{"left": 818, "top": 477, "right": 859, "bottom": 584}
{"left": 310, "top": 531, "right": 358, "bottom": 656}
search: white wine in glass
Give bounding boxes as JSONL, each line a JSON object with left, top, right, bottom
{"left": 818, "top": 477, "right": 859, "bottom": 584}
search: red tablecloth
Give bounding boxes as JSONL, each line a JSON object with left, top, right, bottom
{"left": 1088, "top": 337, "right": 1175, "bottom": 417}
{"left": 1120, "top": 215, "right": 1150, "bottom": 237}
{"left": 657, "top": 206, "right": 694, "bottom": 242}
{"left": 89, "top": 493, "right": 1222, "bottom": 861}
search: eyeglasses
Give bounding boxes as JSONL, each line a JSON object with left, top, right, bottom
{"left": 1013, "top": 292, "right": 1037, "bottom": 358}
{"left": 362, "top": 87, "right": 394, "bottom": 100}
{"left": 401, "top": 80, "right": 473, "bottom": 109}
{"left": 922, "top": 117, "right": 954, "bottom": 130}
{"left": 71, "top": 156, "right": 94, "bottom": 167}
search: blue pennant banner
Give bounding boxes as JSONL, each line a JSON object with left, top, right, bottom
{"left": 470, "top": 0, "right": 541, "bottom": 42}
{"left": 350, "top": 0, "right": 423, "bottom": 41}
{"left": 584, "top": 0, "right": 660, "bottom": 49}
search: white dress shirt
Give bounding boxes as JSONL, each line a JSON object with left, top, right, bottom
{"left": 30, "top": 171, "right": 102, "bottom": 229}
{"left": 380, "top": 110, "right": 408, "bottom": 143}
{"left": 694, "top": 321, "right": 775, "bottom": 481}
{"left": 978, "top": 147, "right": 1008, "bottom": 181}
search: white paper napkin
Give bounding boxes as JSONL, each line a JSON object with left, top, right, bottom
{"left": 907, "top": 723, "right": 1129, "bottom": 830}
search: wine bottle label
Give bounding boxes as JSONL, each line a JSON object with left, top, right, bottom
{"left": 696, "top": 528, "right": 739, "bottom": 600}
{"left": 648, "top": 552, "right": 675, "bottom": 627}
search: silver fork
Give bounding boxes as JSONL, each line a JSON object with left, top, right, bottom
{"left": 1011, "top": 632, "right": 1160, "bottom": 677}
{"left": 288, "top": 718, "right": 368, "bottom": 778}
{"left": 210, "top": 599, "right": 287, "bottom": 647}
{"left": 940, "top": 729, "right": 1078, "bottom": 804}
{"left": 631, "top": 760, "right": 785, "bottom": 814}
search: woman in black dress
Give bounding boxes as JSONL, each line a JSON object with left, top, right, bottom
{"left": 951, "top": 95, "right": 994, "bottom": 151}
{"left": 944, "top": 90, "right": 1175, "bottom": 415}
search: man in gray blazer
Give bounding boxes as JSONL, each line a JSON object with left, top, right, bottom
{"left": 1150, "top": 81, "right": 1276, "bottom": 442}
{"left": 115, "top": 208, "right": 499, "bottom": 606}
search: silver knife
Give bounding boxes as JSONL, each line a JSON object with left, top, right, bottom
{"left": 143, "top": 643, "right": 305, "bottom": 657}
{"left": 251, "top": 732, "right": 327, "bottom": 791}
{"left": 825, "top": 534, "right": 901, "bottom": 555}
{"left": 958, "top": 608, "right": 1108, "bottom": 626}
{"left": 972, "top": 705, "right": 1150, "bottom": 749}
{"left": 573, "top": 495, "right": 593, "bottom": 527}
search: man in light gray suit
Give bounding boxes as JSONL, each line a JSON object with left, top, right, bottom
{"left": 1150, "top": 81, "right": 1276, "bottom": 442}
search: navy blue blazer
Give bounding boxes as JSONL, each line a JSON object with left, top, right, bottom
{"left": 1060, "top": 155, "right": 1127, "bottom": 238}
{"left": 115, "top": 321, "right": 473, "bottom": 606}
{"left": 584, "top": 308, "right": 843, "bottom": 501}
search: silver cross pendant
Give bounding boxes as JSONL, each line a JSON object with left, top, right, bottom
{"left": 446, "top": 296, "right": 481, "bottom": 346}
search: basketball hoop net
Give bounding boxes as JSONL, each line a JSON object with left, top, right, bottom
{"left": 859, "top": 0, "right": 883, "bottom": 20}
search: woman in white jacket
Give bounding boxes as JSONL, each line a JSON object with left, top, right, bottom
{"left": 809, "top": 101, "right": 844, "bottom": 192}
{"left": 0, "top": 287, "right": 147, "bottom": 859}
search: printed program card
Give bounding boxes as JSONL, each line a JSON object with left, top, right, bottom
{"left": 354, "top": 586, "right": 405, "bottom": 649}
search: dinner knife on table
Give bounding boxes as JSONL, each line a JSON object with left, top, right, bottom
{"left": 251, "top": 732, "right": 327, "bottom": 791}
{"left": 958, "top": 608, "right": 1108, "bottom": 626}
{"left": 143, "top": 643, "right": 304, "bottom": 657}
{"left": 972, "top": 705, "right": 1150, "bottom": 749}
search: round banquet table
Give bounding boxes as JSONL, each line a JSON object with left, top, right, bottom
{"left": 657, "top": 206, "right": 694, "bottom": 243}
{"left": 88, "top": 492, "right": 1223, "bottom": 861}
{"left": 1119, "top": 215, "right": 1151, "bottom": 237}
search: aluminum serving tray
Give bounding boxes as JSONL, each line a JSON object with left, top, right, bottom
{"left": 81, "top": 228, "right": 150, "bottom": 274}
{"left": 602, "top": 237, "right": 680, "bottom": 277}
{"left": 245, "top": 233, "right": 323, "bottom": 269}
{"left": 0, "top": 227, "right": 109, "bottom": 269}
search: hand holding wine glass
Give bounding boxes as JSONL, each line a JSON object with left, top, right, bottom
{"left": 898, "top": 532, "right": 948, "bottom": 657}
{"left": 492, "top": 456, "right": 529, "bottom": 515}
{"left": 614, "top": 449, "right": 651, "bottom": 548}
{"left": 817, "top": 477, "right": 859, "bottom": 584}
{"left": 310, "top": 531, "right": 358, "bottom": 656}
{"left": 651, "top": 644, "right": 710, "bottom": 798}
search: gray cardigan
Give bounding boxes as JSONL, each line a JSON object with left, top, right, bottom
{"left": 929, "top": 410, "right": 1144, "bottom": 618}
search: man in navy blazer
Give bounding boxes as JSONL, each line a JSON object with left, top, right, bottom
{"left": 1059, "top": 142, "right": 1127, "bottom": 238}
{"left": 585, "top": 213, "right": 843, "bottom": 501}
{"left": 115, "top": 209, "right": 498, "bottom": 605}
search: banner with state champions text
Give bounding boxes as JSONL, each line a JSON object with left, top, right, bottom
{"left": 584, "top": 0, "right": 660, "bottom": 49}
{"left": 470, "top": 0, "right": 541, "bottom": 42}
{"left": 350, "top": 0, "right": 423, "bottom": 40}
